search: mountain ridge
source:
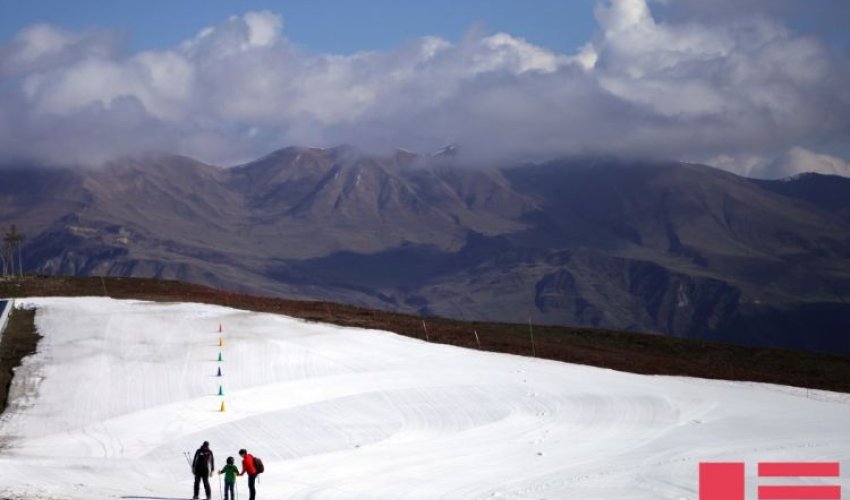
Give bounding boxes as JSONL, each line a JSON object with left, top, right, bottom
{"left": 2, "top": 149, "right": 849, "bottom": 354}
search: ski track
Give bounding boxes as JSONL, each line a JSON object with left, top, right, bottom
{"left": 0, "top": 297, "right": 847, "bottom": 499}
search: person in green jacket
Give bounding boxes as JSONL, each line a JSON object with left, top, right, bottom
{"left": 219, "top": 456, "right": 239, "bottom": 500}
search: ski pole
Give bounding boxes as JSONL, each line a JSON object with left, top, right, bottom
{"left": 219, "top": 472, "right": 223, "bottom": 500}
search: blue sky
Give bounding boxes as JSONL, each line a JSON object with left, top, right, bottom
{"left": 0, "top": 0, "right": 598, "bottom": 55}
{"left": 0, "top": 0, "right": 848, "bottom": 177}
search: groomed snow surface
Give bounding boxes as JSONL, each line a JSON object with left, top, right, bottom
{"left": 0, "top": 298, "right": 848, "bottom": 500}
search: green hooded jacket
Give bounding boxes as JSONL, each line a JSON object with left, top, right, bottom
{"left": 219, "top": 464, "right": 239, "bottom": 483}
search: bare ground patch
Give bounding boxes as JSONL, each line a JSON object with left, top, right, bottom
{"left": 0, "top": 305, "right": 41, "bottom": 415}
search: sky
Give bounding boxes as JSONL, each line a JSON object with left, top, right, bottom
{"left": 0, "top": 1, "right": 599, "bottom": 55}
{"left": 0, "top": 0, "right": 849, "bottom": 178}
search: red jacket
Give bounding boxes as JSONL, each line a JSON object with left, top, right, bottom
{"left": 242, "top": 453, "right": 257, "bottom": 476}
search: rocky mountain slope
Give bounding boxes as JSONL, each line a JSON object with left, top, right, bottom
{"left": 2, "top": 149, "right": 849, "bottom": 354}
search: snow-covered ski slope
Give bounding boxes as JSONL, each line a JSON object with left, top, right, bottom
{"left": 0, "top": 297, "right": 848, "bottom": 500}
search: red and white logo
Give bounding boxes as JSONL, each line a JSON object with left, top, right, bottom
{"left": 700, "top": 462, "right": 841, "bottom": 500}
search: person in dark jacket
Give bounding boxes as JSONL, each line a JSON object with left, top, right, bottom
{"left": 238, "top": 448, "right": 258, "bottom": 500}
{"left": 192, "top": 441, "right": 215, "bottom": 500}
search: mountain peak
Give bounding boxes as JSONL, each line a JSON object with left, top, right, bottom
{"left": 430, "top": 144, "right": 460, "bottom": 158}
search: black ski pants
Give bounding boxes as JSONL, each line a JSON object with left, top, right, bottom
{"left": 193, "top": 473, "right": 211, "bottom": 499}
{"left": 248, "top": 473, "right": 257, "bottom": 500}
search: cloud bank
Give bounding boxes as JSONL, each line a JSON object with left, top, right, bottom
{"left": 0, "top": 0, "right": 848, "bottom": 177}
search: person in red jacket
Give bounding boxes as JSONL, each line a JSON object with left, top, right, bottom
{"left": 238, "top": 448, "right": 258, "bottom": 500}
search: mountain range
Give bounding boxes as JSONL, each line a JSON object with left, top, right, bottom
{"left": 2, "top": 147, "right": 849, "bottom": 354}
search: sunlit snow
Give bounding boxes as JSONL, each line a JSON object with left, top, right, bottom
{"left": 0, "top": 297, "right": 847, "bottom": 499}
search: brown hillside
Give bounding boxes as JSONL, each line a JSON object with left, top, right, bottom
{"left": 1, "top": 275, "right": 849, "bottom": 393}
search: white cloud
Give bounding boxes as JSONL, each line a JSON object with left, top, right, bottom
{"left": 10, "top": 24, "right": 76, "bottom": 63}
{"left": 705, "top": 147, "right": 850, "bottom": 179}
{"left": 0, "top": 0, "right": 847, "bottom": 171}
{"left": 570, "top": 42, "right": 598, "bottom": 71}
{"left": 702, "top": 153, "right": 762, "bottom": 176}
{"left": 762, "top": 147, "right": 850, "bottom": 179}
{"left": 596, "top": 0, "right": 653, "bottom": 35}
{"left": 591, "top": 1, "right": 826, "bottom": 122}
{"left": 243, "top": 11, "right": 281, "bottom": 48}
{"left": 477, "top": 33, "right": 567, "bottom": 74}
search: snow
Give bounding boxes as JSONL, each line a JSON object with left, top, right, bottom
{"left": 0, "top": 298, "right": 11, "bottom": 341}
{"left": 0, "top": 297, "right": 848, "bottom": 500}
{"left": 430, "top": 144, "right": 459, "bottom": 157}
